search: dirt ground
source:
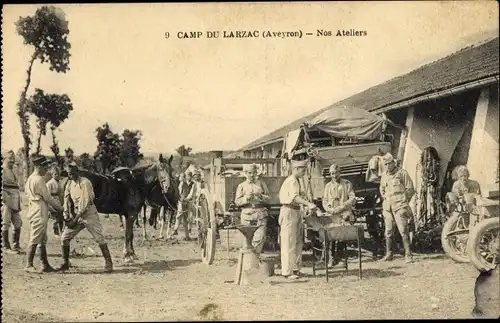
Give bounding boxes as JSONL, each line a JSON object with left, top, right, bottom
{"left": 1, "top": 196, "right": 490, "bottom": 322}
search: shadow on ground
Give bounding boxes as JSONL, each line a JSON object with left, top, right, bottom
{"left": 137, "top": 258, "right": 202, "bottom": 273}
{"left": 312, "top": 267, "right": 402, "bottom": 279}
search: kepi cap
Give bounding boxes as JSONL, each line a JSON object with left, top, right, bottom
{"left": 32, "top": 156, "right": 51, "bottom": 167}
{"left": 291, "top": 159, "right": 308, "bottom": 168}
{"left": 66, "top": 161, "right": 79, "bottom": 169}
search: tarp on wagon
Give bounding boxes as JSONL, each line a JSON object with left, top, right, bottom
{"left": 307, "top": 106, "right": 395, "bottom": 140}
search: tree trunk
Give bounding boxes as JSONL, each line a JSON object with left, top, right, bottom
{"left": 50, "top": 128, "right": 62, "bottom": 167}
{"left": 18, "top": 52, "right": 37, "bottom": 181}
{"left": 35, "top": 128, "right": 42, "bottom": 155}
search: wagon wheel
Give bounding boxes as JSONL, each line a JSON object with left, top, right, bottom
{"left": 196, "top": 188, "right": 217, "bottom": 265}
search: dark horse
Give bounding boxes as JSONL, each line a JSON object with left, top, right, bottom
{"left": 77, "top": 154, "right": 178, "bottom": 262}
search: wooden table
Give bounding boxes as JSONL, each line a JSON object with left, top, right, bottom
{"left": 311, "top": 224, "right": 364, "bottom": 281}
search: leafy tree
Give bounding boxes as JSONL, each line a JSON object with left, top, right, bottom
{"left": 94, "top": 123, "right": 122, "bottom": 174}
{"left": 76, "top": 153, "right": 96, "bottom": 171}
{"left": 175, "top": 144, "right": 192, "bottom": 157}
{"left": 26, "top": 88, "right": 73, "bottom": 155}
{"left": 15, "top": 6, "right": 71, "bottom": 176}
{"left": 64, "top": 147, "right": 75, "bottom": 165}
{"left": 118, "top": 129, "right": 144, "bottom": 168}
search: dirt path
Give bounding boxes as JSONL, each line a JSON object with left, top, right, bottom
{"left": 1, "top": 202, "right": 485, "bottom": 322}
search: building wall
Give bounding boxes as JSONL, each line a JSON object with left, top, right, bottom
{"left": 467, "top": 84, "right": 499, "bottom": 196}
{"left": 402, "top": 90, "right": 480, "bottom": 213}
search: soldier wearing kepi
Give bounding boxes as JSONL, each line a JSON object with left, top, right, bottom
{"left": 234, "top": 164, "right": 271, "bottom": 254}
{"left": 2, "top": 151, "right": 23, "bottom": 254}
{"left": 24, "top": 156, "right": 64, "bottom": 273}
{"left": 58, "top": 162, "right": 113, "bottom": 273}
{"left": 278, "top": 159, "right": 317, "bottom": 280}
{"left": 379, "top": 153, "right": 415, "bottom": 263}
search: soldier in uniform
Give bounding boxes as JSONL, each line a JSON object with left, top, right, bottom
{"left": 24, "top": 156, "right": 64, "bottom": 273}
{"left": 234, "top": 164, "right": 271, "bottom": 254}
{"left": 173, "top": 171, "right": 194, "bottom": 240}
{"left": 2, "top": 151, "right": 23, "bottom": 254}
{"left": 46, "top": 164, "right": 65, "bottom": 237}
{"left": 58, "top": 162, "right": 113, "bottom": 273}
{"left": 379, "top": 153, "right": 415, "bottom": 263}
{"left": 278, "top": 159, "right": 317, "bottom": 280}
{"left": 322, "top": 163, "right": 356, "bottom": 266}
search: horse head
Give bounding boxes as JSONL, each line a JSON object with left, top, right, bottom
{"left": 156, "top": 154, "right": 175, "bottom": 195}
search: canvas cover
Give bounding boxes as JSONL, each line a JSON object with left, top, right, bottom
{"left": 307, "top": 106, "right": 388, "bottom": 140}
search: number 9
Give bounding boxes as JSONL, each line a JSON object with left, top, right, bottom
{"left": 164, "top": 32, "right": 170, "bottom": 39}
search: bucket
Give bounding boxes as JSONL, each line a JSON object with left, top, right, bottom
{"left": 259, "top": 258, "right": 275, "bottom": 277}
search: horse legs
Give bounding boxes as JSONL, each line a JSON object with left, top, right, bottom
{"left": 142, "top": 206, "right": 148, "bottom": 242}
{"left": 166, "top": 209, "right": 175, "bottom": 239}
{"left": 130, "top": 213, "right": 139, "bottom": 260}
{"left": 123, "top": 215, "right": 134, "bottom": 263}
{"left": 158, "top": 207, "right": 166, "bottom": 239}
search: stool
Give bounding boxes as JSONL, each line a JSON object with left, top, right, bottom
{"left": 312, "top": 225, "right": 364, "bottom": 281}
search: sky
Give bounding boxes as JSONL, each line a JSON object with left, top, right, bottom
{"left": 1, "top": 2, "right": 498, "bottom": 156}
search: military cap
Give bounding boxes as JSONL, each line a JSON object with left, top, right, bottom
{"left": 291, "top": 159, "right": 308, "bottom": 168}
{"left": 456, "top": 165, "right": 469, "bottom": 177}
{"left": 32, "top": 156, "right": 51, "bottom": 167}
{"left": 66, "top": 161, "right": 79, "bottom": 169}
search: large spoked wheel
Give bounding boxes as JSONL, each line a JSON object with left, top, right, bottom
{"left": 467, "top": 217, "right": 500, "bottom": 272}
{"left": 196, "top": 189, "right": 217, "bottom": 265}
{"left": 441, "top": 212, "right": 470, "bottom": 263}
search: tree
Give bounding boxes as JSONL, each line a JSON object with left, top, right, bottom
{"left": 175, "top": 144, "right": 192, "bottom": 157}
{"left": 26, "top": 88, "right": 73, "bottom": 155}
{"left": 15, "top": 6, "right": 71, "bottom": 176}
{"left": 64, "top": 147, "right": 75, "bottom": 165}
{"left": 175, "top": 144, "right": 193, "bottom": 173}
{"left": 76, "top": 153, "right": 96, "bottom": 171}
{"left": 94, "top": 123, "right": 122, "bottom": 174}
{"left": 118, "top": 129, "right": 144, "bottom": 168}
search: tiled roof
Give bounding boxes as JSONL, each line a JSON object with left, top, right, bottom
{"left": 241, "top": 37, "right": 499, "bottom": 151}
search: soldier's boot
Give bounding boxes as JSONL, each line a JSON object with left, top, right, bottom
{"left": 12, "top": 228, "right": 22, "bottom": 253}
{"left": 402, "top": 234, "right": 413, "bottom": 263}
{"left": 380, "top": 237, "right": 394, "bottom": 261}
{"left": 39, "top": 245, "right": 56, "bottom": 273}
{"left": 99, "top": 243, "right": 113, "bottom": 273}
{"left": 58, "top": 245, "right": 71, "bottom": 271}
{"left": 2, "top": 230, "right": 18, "bottom": 254}
{"left": 24, "top": 244, "right": 39, "bottom": 273}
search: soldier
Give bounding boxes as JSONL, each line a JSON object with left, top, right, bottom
{"left": 379, "top": 153, "right": 415, "bottom": 263}
{"left": 2, "top": 151, "right": 23, "bottom": 254}
{"left": 58, "top": 162, "right": 113, "bottom": 273}
{"left": 24, "top": 156, "right": 64, "bottom": 273}
{"left": 46, "top": 164, "right": 65, "bottom": 237}
{"left": 173, "top": 171, "right": 194, "bottom": 240}
{"left": 278, "top": 159, "right": 317, "bottom": 280}
{"left": 234, "top": 164, "right": 271, "bottom": 254}
{"left": 452, "top": 165, "right": 481, "bottom": 197}
{"left": 322, "top": 163, "right": 356, "bottom": 267}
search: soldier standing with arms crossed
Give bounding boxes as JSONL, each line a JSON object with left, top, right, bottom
{"left": 2, "top": 151, "right": 23, "bottom": 254}
{"left": 173, "top": 171, "right": 194, "bottom": 240}
{"left": 24, "top": 156, "right": 64, "bottom": 273}
{"left": 234, "top": 164, "right": 271, "bottom": 254}
{"left": 379, "top": 153, "right": 415, "bottom": 263}
{"left": 322, "top": 163, "right": 357, "bottom": 267}
{"left": 278, "top": 159, "right": 317, "bottom": 280}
